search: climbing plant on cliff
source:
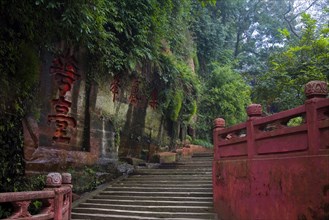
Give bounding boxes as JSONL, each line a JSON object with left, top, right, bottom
{"left": 157, "top": 53, "right": 200, "bottom": 121}
{"left": 0, "top": 0, "right": 204, "bottom": 189}
{"left": 0, "top": 0, "right": 111, "bottom": 192}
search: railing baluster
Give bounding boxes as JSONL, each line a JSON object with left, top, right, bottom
{"left": 9, "top": 201, "right": 32, "bottom": 219}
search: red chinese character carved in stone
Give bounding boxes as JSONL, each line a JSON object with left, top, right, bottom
{"left": 50, "top": 54, "right": 80, "bottom": 96}
{"left": 110, "top": 74, "right": 121, "bottom": 102}
{"left": 129, "top": 78, "right": 141, "bottom": 106}
{"left": 48, "top": 115, "right": 77, "bottom": 143}
{"left": 48, "top": 53, "right": 80, "bottom": 144}
{"left": 52, "top": 96, "right": 72, "bottom": 115}
{"left": 149, "top": 88, "right": 158, "bottom": 109}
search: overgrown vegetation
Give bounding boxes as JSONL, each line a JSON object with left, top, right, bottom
{"left": 0, "top": 0, "right": 328, "bottom": 193}
{"left": 0, "top": 0, "right": 201, "bottom": 192}
{"left": 191, "top": 139, "right": 213, "bottom": 148}
{"left": 68, "top": 164, "right": 119, "bottom": 195}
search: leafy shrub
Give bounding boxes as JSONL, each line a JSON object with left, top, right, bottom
{"left": 191, "top": 139, "right": 213, "bottom": 148}
{"left": 28, "top": 200, "right": 43, "bottom": 215}
{"left": 68, "top": 164, "right": 119, "bottom": 195}
{"left": 0, "top": 204, "right": 12, "bottom": 219}
{"left": 287, "top": 116, "right": 303, "bottom": 127}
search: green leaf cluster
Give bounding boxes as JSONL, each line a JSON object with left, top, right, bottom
{"left": 0, "top": 0, "right": 200, "bottom": 189}
{"left": 158, "top": 53, "right": 201, "bottom": 123}
{"left": 254, "top": 13, "right": 329, "bottom": 112}
{"left": 197, "top": 63, "right": 251, "bottom": 140}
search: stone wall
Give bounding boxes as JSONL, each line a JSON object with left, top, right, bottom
{"left": 24, "top": 50, "right": 172, "bottom": 174}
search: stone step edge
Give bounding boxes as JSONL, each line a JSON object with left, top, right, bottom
{"left": 93, "top": 195, "right": 213, "bottom": 201}
{"left": 72, "top": 207, "right": 216, "bottom": 216}
{"left": 72, "top": 175, "right": 128, "bottom": 209}
{"left": 86, "top": 198, "right": 213, "bottom": 205}
{"left": 79, "top": 203, "right": 214, "bottom": 210}
{"left": 104, "top": 186, "right": 212, "bottom": 191}
{"left": 71, "top": 212, "right": 215, "bottom": 220}
{"left": 101, "top": 191, "right": 213, "bottom": 195}
{"left": 110, "top": 183, "right": 213, "bottom": 187}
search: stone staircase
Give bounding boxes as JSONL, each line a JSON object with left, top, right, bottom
{"left": 71, "top": 151, "right": 217, "bottom": 220}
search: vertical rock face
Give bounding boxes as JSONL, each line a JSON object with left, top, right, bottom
{"left": 24, "top": 50, "right": 172, "bottom": 174}
{"left": 24, "top": 49, "right": 100, "bottom": 173}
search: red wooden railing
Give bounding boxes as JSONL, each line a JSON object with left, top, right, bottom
{"left": 212, "top": 80, "right": 329, "bottom": 220}
{"left": 213, "top": 80, "right": 329, "bottom": 160}
{"left": 0, "top": 173, "right": 72, "bottom": 220}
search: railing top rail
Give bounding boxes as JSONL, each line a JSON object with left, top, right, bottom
{"left": 0, "top": 190, "right": 55, "bottom": 203}
{"left": 218, "top": 122, "right": 247, "bottom": 135}
{"left": 213, "top": 80, "right": 328, "bottom": 159}
{"left": 253, "top": 105, "right": 305, "bottom": 126}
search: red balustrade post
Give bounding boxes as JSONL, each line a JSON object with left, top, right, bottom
{"left": 62, "top": 173, "right": 72, "bottom": 220}
{"left": 213, "top": 118, "right": 225, "bottom": 160}
{"left": 304, "top": 80, "right": 328, "bottom": 155}
{"left": 45, "top": 172, "right": 63, "bottom": 220}
{"left": 246, "top": 104, "right": 262, "bottom": 159}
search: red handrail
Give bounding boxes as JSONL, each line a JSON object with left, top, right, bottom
{"left": 0, "top": 173, "right": 72, "bottom": 220}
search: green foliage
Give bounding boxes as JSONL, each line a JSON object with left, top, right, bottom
{"left": 28, "top": 200, "right": 43, "bottom": 215}
{"left": 188, "top": 100, "right": 198, "bottom": 121}
{"left": 191, "top": 139, "right": 213, "bottom": 148}
{"left": 170, "top": 90, "right": 184, "bottom": 122}
{"left": 191, "top": 2, "right": 232, "bottom": 75}
{"left": 68, "top": 164, "right": 118, "bottom": 194}
{"left": 0, "top": 0, "right": 200, "bottom": 192}
{"left": 0, "top": 115, "right": 25, "bottom": 193}
{"left": 254, "top": 14, "right": 329, "bottom": 112}
{"left": 0, "top": 204, "right": 12, "bottom": 219}
{"left": 278, "top": 28, "right": 291, "bottom": 39}
{"left": 197, "top": 63, "right": 251, "bottom": 140}
{"left": 68, "top": 166, "right": 99, "bottom": 194}
{"left": 157, "top": 53, "right": 201, "bottom": 123}
{"left": 287, "top": 116, "right": 303, "bottom": 127}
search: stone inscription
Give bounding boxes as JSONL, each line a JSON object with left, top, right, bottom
{"left": 48, "top": 53, "right": 80, "bottom": 143}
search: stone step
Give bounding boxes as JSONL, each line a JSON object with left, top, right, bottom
{"left": 72, "top": 154, "right": 216, "bottom": 220}
{"left": 99, "top": 191, "right": 213, "bottom": 197}
{"left": 109, "top": 180, "right": 212, "bottom": 188}
{"left": 140, "top": 167, "right": 212, "bottom": 171}
{"left": 72, "top": 212, "right": 216, "bottom": 220}
{"left": 183, "top": 158, "right": 213, "bottom": 162}
{"left": 103, "top": 186, "right": 213, "bottom": 193}
{"left": 127, "top": 176, "right": 212, "bottom": 181}
{"left": 134, "top": 169, "right": 212, "bottom": 175}
{"left": 72, "top": 207, "right": 217, "bottom": 219}
{"left": 192, "top": 153, "right": 213, "bottom": 157}
{"left": 78, "top": 203, "right": 214, "bottom": 212}
{"left": 120, "top": 175, "right": 212, "bottom": 184}
{"left": 176, "top": 162, "right": 213, "bottom": 166}
{"left": 129, "top": 174, "right": 212, "bottom": 179}
{"left": 85, "top": 198, "right": 214, "bottom": 206}
{"left": 156, "top": 165, "right": 212, "bottom": 169}
{"left": 93, "top": 195, "right": 213, "bottom": 202}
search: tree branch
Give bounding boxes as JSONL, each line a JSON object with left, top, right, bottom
{"left": 283, "top": 3, "right": 300, "bottom": 38}
{"left": 290, "top": 0, "right": 319, "bottom": 22}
